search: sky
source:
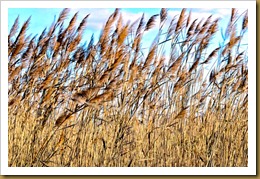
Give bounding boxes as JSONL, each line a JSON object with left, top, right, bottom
{"left": 8, "top": 8, "right": 248, "bottom": 68}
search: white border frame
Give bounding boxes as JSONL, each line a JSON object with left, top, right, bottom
{"left": 1, "top": 0, "right": 256, "bottom": 175}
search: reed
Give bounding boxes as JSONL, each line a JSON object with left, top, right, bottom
{"left": 8, "top": 8, "right": 248, "bottom": 167}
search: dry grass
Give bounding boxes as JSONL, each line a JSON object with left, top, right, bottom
{"left": 8, "top": 8, "right": 248, "bottom": 167}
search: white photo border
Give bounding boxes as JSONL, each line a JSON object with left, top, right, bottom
{"left": 1, "top": 0, "right": 256, "bottom": 175}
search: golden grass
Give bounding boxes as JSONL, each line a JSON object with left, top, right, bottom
{"left": 8, "top": 8, "right": 248, "bottom": 167}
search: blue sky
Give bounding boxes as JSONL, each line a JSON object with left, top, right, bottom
{"left": 8, "top": 8, "right": 248, "bottom": 62}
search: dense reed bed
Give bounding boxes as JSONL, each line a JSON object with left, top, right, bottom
{"left": 8, "top": 8, "right": 248, "bottom": 167}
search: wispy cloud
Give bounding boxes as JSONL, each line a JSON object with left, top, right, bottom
{"left": 70, "top": 8, "right": 115, "bottom": 30}
{"left": 72, "top": 8, "right": 157, "bottom": 31}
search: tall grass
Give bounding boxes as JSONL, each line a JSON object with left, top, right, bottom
{"left": 8, "top": 8, "right": 248, "bottom": 167}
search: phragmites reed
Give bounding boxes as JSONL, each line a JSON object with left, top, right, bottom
{"left": 167, "top": 52, "right": 185, "bottom": 74}
{"left": 136, "top": 13, "right": 145, "bottom": 36}
{"left": 175, "top": 106, "right": 189, "bottom": 119}
{"left": 8, "top": 8, "right": 248, "bottom": 167}
{"left": 160, "top": 8, "right": 167, "bottom": 24}
{"left": 142, "top": 44, "right": 157, "bottom": 70}
{"left": 175, "top": 8, "right": 186, "bottom": 33}
{"left": 225, "top": 8, "right": 237, "bottom": 38}
{"left": 145, "top": 14, "right": 159, "bottom": 31}
{"left": 8, "top": 16, "right": 19, "bottom": 43}
{"left": 55, "top": 112, "right": 74, "bottom": 127}
{"left": 242, "top": 10, "right": 248, "bottom": 31}
{"left": 77, "top": 14, "right": 90, "bottom": 34}
{"left": 201, "top": 47, "right": 220, "bottom": 64}
{"left": 186, "top": 10, "right": 192, "bottom": 28}
{"left": 118, "top": 24, "right": 129, "bottom": 46}
{"left": 57, "top": 8, "right": 70, "bottom": 25}
{"left": 15, "top": 16, "right": 31, "bottom": 44}
{"left": 67, "top": 12, "right": 78, "bottom": 32}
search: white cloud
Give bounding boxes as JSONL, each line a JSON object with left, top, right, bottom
{"left": 70, "top": 8, "right": 115, "bottom": 30}
{"left": 62, "top": 8, "right": 247, "bottom": 48}
{"left": 121, "top": 11, "right": 144, "bottom": 25}
{"left": 69, "top": 8, "right": 156, "bottom": 32}
{"left": 216, "top": 8, "right": 247, "bottom": 17}
{"left": 168, "top": 9, "right": 219, "bottom": 22}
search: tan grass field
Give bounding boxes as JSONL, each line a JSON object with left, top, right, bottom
{"left": 8, "top": 8, "right": 248, "bottom": 167}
